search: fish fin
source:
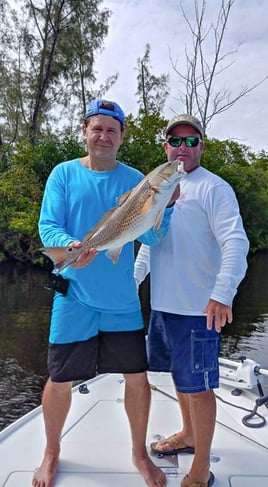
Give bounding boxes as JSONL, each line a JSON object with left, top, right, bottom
{"left": 140, "top": 193, "right": 155, "bottom": 215}
{"left": 139, "top": 183, "right": 161, "bottom": 216}
{"left": 154, "top": 209, "right": 165, "bottom": 230}
{"left": 105, "top": 247, "right": 122, "bottom": 264}
{"left": 40, "top": 246, "right": 79, "bottom": 272}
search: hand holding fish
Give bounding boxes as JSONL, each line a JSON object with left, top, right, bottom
{"left": 40, "top": 159, "right": 186, "bottom": 272}
{"left": 68, "top": 241, "right": 98, "bottom": 269}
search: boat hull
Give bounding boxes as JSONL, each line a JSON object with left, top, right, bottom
{"left": 1, "top": 371, "right": 268, "bottom": 486}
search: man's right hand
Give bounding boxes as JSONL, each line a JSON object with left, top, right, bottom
{"left": 69, "top": 241, "right": 98, "bottom": 268}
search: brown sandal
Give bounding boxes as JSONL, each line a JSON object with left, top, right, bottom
{"left": 150, "top": 434, "right": 195, "bottom": 455}
{"left": 181, "top": 471, "right": 214, "bottom": 487}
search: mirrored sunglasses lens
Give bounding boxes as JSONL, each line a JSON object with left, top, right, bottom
{"left": 185, "top": 137, "right": 200, "bottom": 147}
{"left": 168, "top": 136, "right": 200, "bottom": 147}
{"left": 168, "top": 136, "right": 182, "bottom": 147}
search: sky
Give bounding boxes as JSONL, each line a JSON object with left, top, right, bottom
{"left": 93, "top": 0, "right": 268, "bottom": 154}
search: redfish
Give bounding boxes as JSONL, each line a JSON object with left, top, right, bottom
{"left": 40, "top": 160, "right": 186, "bottom": 272}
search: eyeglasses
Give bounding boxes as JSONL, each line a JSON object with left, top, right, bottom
{"left": 167, "top": 135, "right": 201, "bottom": 147}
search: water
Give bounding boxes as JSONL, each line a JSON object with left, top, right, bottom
{"left": 0, "top": 254, "right": 268, "bottom": 431}
{"left": 0, "top": 263, "right": 51, "bottom": 431}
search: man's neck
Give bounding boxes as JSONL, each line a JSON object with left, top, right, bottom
{"left": 80, "top": 155, "right": 118, "bottom": 171}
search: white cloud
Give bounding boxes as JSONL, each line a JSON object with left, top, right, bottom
{"left": 94, "top": 0, "right": 268, "bottom": 153}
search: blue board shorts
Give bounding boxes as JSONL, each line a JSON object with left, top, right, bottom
{"left": 147, "top": 310, "right": 221, "bottom": 393}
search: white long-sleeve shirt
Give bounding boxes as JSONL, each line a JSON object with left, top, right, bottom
{"left": 134, "top": 166, "right": 249, "bottom": 315}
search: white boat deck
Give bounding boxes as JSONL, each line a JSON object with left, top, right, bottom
{"left": 1, "top": 371, "right": 268, "bottom": 486}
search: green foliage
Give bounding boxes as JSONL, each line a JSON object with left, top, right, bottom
{"left": 0, "top": 135, "right": 85, "bottom": 261}
{"left": 202, "top": 138, "right": 253, "bottom": 171}
{"left": 202, "top": 138, "right": 268, "bottom": 251}
{"left": 217, "top": 164, "right": 268, "bottom": 252}
{"left": 0, "top": 112, "right": 268, "bottom": 264}
{"left": 0, "top": 0, "right": 112, "bottom": 144}
{"left": 14, "top": 134, "right": 86, "bottom": 188}
{"left": 118, "top": 112, "right": 167, "bottom": 174}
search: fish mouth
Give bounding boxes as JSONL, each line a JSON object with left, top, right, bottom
{"left": 175, "top": 159, "right": 187, "bottom": 174}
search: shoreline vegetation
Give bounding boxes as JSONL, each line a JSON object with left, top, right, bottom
{"left": 1, "top": 128, "right": 268, "bottom": 268}
{"left": 1, "top": 1, "right": 267, "bottom": 267}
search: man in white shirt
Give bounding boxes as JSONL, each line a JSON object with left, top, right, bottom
{"left": 134, "top": 114, "right": 249, "bottom": 487}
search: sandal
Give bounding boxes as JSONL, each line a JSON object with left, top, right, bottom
{"left": 181, "top": 471, "right": 215, "bottom": 487}
{"left": 150, "top": 434, "right": 195, "bottom": 455}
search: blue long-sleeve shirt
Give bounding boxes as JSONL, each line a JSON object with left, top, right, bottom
{"left": 39, "top": 159, "right": 173, "bottom": 313}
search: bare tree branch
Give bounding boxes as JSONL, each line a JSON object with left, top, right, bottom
{"left": 169, "top": 0, "right": 268, "bottom": 133}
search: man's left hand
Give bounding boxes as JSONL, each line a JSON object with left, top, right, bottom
{"left": 204, "top": 299, "right": 233, "bottom": 333}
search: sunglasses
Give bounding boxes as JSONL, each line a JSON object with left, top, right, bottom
{"left": 167, "top": 135, "right": 201, "bottom": 147}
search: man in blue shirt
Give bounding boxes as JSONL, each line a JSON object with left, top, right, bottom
{"left": 33, "top": 99, "right": 175, "bottom": 487}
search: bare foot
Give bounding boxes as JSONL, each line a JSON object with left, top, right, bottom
{"left": 133, "top": 453, "right": 166, "bottom": 486}
{"left": 32, "top": 449, "right": 60, "bottom": 487}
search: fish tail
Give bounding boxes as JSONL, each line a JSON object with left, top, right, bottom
{"left": 40, "top": 246, "right": 76, "bottom": 272}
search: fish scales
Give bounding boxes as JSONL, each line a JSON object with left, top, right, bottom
{"left": 83, "top": 181, "right": 154, "bottom": 250}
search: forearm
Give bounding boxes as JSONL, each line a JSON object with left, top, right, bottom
{"left": 134, "top": 244, "right": 150, "bottom": 286}
{"left": 39, "top": 221, "right": 76, "bottom": 247}
{"left": 210, "top": 238, "right": 249, "bottom": 306}
{"left": 138, "top": 206, "right": 174, "bottom": 246}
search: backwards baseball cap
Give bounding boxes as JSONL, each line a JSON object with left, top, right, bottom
{"left": 84, "top": 99, "right": 125, "bottom": 126}
{"left": 165, "top": 114, "right": 204, "bottom": 138}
